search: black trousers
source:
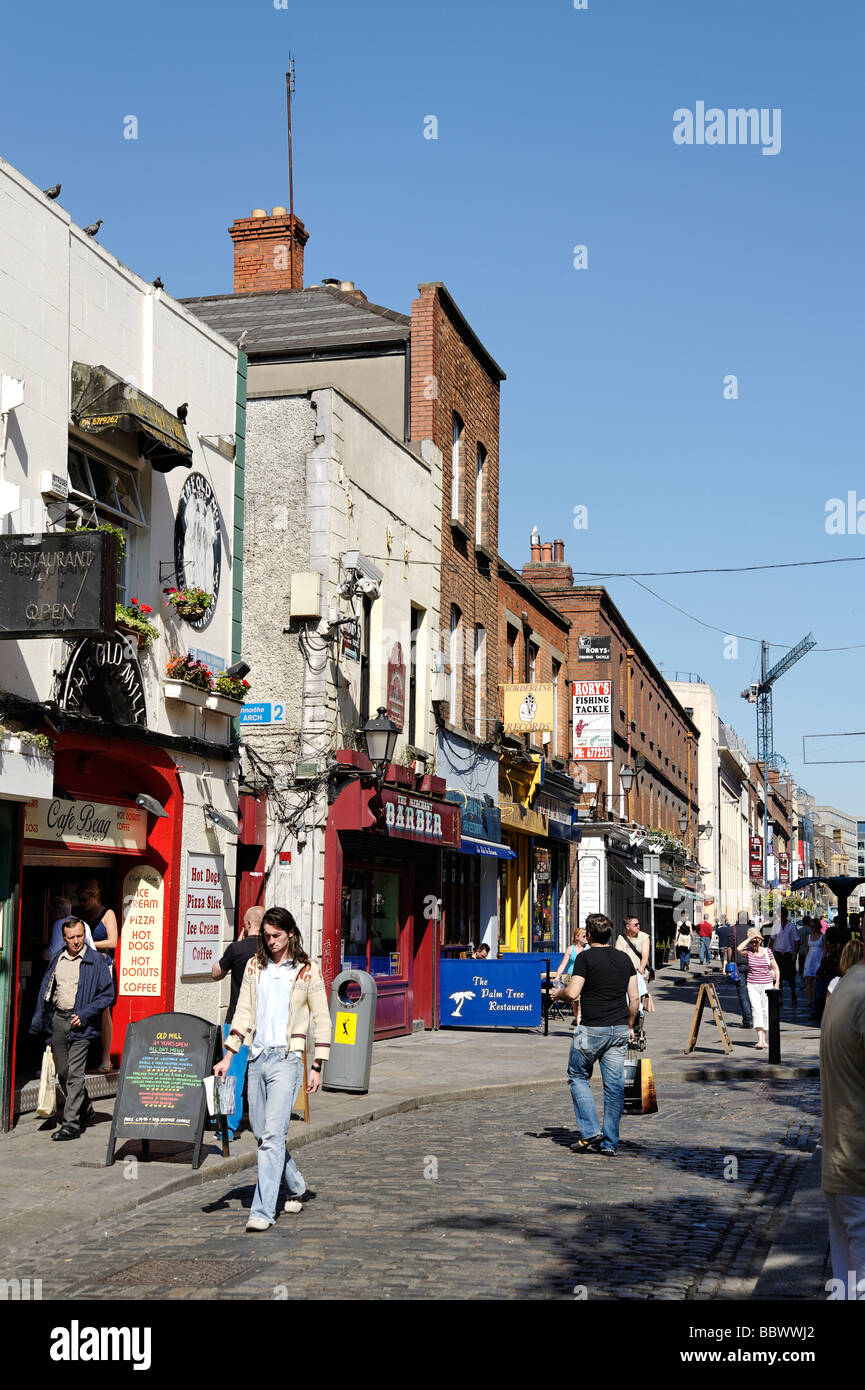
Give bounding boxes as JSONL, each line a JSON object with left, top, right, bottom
{"left": 51, "top": 1010, "right": 91, "bottom": 1131}
{"left": 776, "top": 952, "right": 798, "bottom": 1002}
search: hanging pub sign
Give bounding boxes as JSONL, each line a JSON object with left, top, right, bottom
{"left": 0, "top": 531, "right": 116, "bottom": 640}
{"left": 778, "top": 851, "right": 790, "bottom": 884}
{"left": 572, "top": 680, "right": 613, "bottom": 760}
{"left": 501, "top": 683, "right": 554, "bottom": 734}
{"left": 386, "top": 642, "right": 406, "bottom": 729}
{"left": 578, "top": 635, "right": 611, "bottom": 662}
{"left": 173, "top": 472, "right": 221, "bottom": 631}
{"left": 379, "top": 789, "right": 460, "bottom": 847}
{"left": 61, "top": 636, "right": 147, "bottom": 726}
{"left": 749, "top": 834, "right": 763, "bottom": 881}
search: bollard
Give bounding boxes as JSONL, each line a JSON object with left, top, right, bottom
{"left": 767, "top": 987, "right": 781, "bottom": 1063}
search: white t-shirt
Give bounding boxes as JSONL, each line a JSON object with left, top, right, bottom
{"left": 251, "top": 959, "right": 300, "bottom": 1058}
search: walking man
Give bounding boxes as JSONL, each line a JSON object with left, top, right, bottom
{"left": 29, "top": 917, "right": 114, "bottom": 1141}
{"left": 820, "top": 951, "right": 865, "bottom": 1298}
{"left": 773, "top": 906, "right": 800, "bottom": 1006}
{"left": 551, "top": 912, "right": 639, "bottom": 1156}
{"left": 213, "top": 907, "right": 331, "bottom": 1231}
{"left": 696, "top": 916, "right": 714, "bottom": 967}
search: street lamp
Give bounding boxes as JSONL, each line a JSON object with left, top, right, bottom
{"left": 619, "top": 764, "right": 635, "bottom": 823}
{"left": 363, "top": 707, "right": 400, "bottom": 789}
{"left": 678, "top": 812, "right": 688, "bottom": 835}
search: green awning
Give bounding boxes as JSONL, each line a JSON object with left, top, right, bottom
{"left": 71, "top": 362, "right": 192, "bottom": 473}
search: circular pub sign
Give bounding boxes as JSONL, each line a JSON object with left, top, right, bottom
{"left": 173, "top": 472, "right": 221, "bottom": 630}
{"left": 61, "top": 636, "right": 147, "bottom": 726}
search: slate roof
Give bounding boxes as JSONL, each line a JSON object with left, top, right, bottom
{"left": 181, "top": 286, "right": 411, "bottom": 358}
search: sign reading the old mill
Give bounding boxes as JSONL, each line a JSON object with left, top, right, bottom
{"left": 0, "top": 531, "right": 117, "bottom": 639}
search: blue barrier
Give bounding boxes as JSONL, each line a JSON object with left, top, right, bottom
{"left": 439, "top": 957, "right": 545, "bottom": 1028}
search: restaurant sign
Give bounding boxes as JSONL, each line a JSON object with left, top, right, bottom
{"left": 379, "top": 789, "right": 460, "bottom": 848}
{"left": 23, "top": 796, "right": 147, "bottom": 853}
{"left": 0, "top": 531, "right": 116, "bottom": 639}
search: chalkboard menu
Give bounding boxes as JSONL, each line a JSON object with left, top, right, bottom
{"left": 106, "top": 1012, "right": 220, "bottom": 1169}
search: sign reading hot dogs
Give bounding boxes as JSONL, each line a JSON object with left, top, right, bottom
{"left": 182, "top": 853, "right": 226, "bottom": 975}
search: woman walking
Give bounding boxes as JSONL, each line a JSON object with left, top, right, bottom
{"left": 802, "top": 918, "right": 824, "bottom": 1008}
{"left": 738, "top": 926, "right": 780, "bottom": 1049}
{"left": 674, "top": 916, "right": 693, "bottom": 971}
{"left": 213, "top": 908, "right": 331, "bottom": 1232}
{"left": 77, "top": 879, "right": 118, "bottom": 1072}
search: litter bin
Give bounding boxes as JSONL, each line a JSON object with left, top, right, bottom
{"left": 322, "top": 970, "right": 377, "bottom": 1094}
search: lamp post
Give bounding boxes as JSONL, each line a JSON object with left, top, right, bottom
{"left": 619, "top": 763, "right": 635, "bottom": 822}
{"left": 363, "top": 707, "right": 400, "bottom": 790}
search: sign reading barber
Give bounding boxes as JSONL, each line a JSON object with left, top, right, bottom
{"left": 0, "top": 531, "right": 116, "bottom": 639}
{"left": 379, "top": 789, "right": 460, "bottom": 848}
{"left": 173, "top": 472, "right": 221, "bottom": 631}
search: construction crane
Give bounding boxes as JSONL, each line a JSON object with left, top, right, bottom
{"left": 741, "top": 633, "right": 816, "bottom": 891}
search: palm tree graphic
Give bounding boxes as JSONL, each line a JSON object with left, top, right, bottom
{"left": 449, "top": 990, "right": 476, "bottom": 1018}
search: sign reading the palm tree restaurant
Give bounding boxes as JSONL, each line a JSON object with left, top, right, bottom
{"left": 0, "top": 531, "right": 116, "bottom": 639}
{"left": 439, "top": 959, "right": 541, "bottom": 1028}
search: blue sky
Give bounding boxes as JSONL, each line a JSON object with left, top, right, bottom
{"left": 3, "top": 0, "right": 863, "bottom": 812}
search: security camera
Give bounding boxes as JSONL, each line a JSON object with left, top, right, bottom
{"left": 340, "top": 550, "right": 383, "bottom": 586}
{"left": 356, "top": 576, "right": 381, "bottom": 600}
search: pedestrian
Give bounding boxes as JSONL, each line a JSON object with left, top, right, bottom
{"left": 472, "top": 943, "right": 490, "bottom": 959}
{"left": 210, "top": 905, "right": 266, "bottom": 1140}
{"left": 551, "top": 912, "right": 639, "bottom": 1157}
{"left": 674, "top": 915, "right": 692, "bottom": 971}
{"left": 726, "top": 911, "right": 754, "bottom": 1029}
{"left": 772, "top": 906, "right": 800, "bottom": 1007}
{"left": 819, "top": 948, "right": 865, "bottom": 1299}
{"left": 44, "top": 896, "right": 95, "bottom": 960}
{"left": 696, "top": 915, "right": 714, "bottom": 967}
{"left": 76, "top": 879, "right": 118, "bottom": 1072}
{"left": 551, "top": 927, "right": 588, "bottom": 1025}
{"left": 814, "top": 928, "right": 844, "bottom": 1022}
{"left": 28, "top": 917, "right": 114, "bottom": 1141}
{"left": 213, "top": 907, "right": 332, "bottom": 1231}
{"left": 827, "top": 939, "right": 864, "bottom": 999}
{"left": 616, "top": 916, "right": 652, "bottom": 1018}
{"left": 737, "top": 926, "right": 780, "bottom": 1050}
{"left": 802, "top": 918, "right": 825, "bottom": 1008}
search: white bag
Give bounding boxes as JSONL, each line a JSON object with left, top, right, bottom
{"left": 36, "top": 1045, "right": 57, "bottom": 1118}
{"left": 202, "top": 1074, "right": 236, "bottom": 1117}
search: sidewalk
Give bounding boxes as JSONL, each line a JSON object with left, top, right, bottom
{"left": 2, "top": 961, "right": 821, "bottom": 1266}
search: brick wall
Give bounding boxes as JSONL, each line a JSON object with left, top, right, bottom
{"left": 229, "top": 209, "right": 308, "bottom": 293}
{"left": 410, "top": 284, "right": 502, "bottom": 740}
{"left": 497, "top": 565, "right": 570, "bottom": 763}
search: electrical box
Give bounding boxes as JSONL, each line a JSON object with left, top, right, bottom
{"left": 294, "top": 760, "right": 319, "bottom": 781}
{"left": 290, "top": 571, "right": 321, "bottom": 619}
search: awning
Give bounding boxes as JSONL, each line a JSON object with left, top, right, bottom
{"left": 71, "top": 362, "right": 193, "bottom": 473}
{"left": 459, "top": 835, "right": 516, "bottom": 860}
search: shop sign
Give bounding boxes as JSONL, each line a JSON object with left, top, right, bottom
{"left": 445, "top": 791, "right": 501, "bottom": 843}
{"left": 578, "top": 635, "right": 611, "bottom": 662}
{"left": 749, "top": 834, "right": 763, "bottom": 880}
{"left": 106, "top": 1012, "right": 218, "bottom": 1168}
{"left": 386, "top": 642, "right": 406, "bottom": 730}
{"left": 61, "top": 636, "right": 147, "bottom": 727}
{"left": 778, "top": 851, "right": 790, "bottom": 884}
{"left": 572, "top": 680, "right": 613, "bottom": 761}
{"left": 439, "top": 958, "right": 542, "bottom": 1028}
{"left": 341, "top": 619, "right": 361, "bottom": 662}
{"left": 499, "top": 798, "right": 548, "bottom": 837}
{"left": 117, "top": 865, "right": 165, "bottom": 998}
{"left": 23, "top": 796, "right": 146, "bottom": 853}
{"left": 379, "top": 789, "right": 460, "bottom": 847}
{"left": 0, "top": 531, "right": 116, "bottom": 639}
{"left": 182, "top": 853, "right": 226, "bottom": 974}
{"left": 578, "top": 851, "right": 602, "bottom": 930}
{"left": 501, "top": 683, "right": 554, "bottom": 734}
{"left": 173, "top": 472, "right": 221, "bottom": 630}
{"left": 534, "top": 792, "right": 580, "bottom": 841}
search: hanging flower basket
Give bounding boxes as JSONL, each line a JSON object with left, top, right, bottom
{"left": 164, "top": 587, "right": 213, "bottom": 623}
{"left": 115, "top": 599, "right": 159, "bottom": 649}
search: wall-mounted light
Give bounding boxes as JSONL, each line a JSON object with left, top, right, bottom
{"left": 204, "top": 804, "right": 239, "bottom": 835}
{"left": 135, "top": 793, "right": 168, "bottom": 819}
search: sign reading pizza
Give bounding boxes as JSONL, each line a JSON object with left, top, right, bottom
{"left": 572, "top": 680, "right": 613, "bottom": 761}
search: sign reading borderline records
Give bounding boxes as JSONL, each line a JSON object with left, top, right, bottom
{"left": 238, "top": 701, "right": 287, "bottom": 727}
{"left": 23, "top": 796, "right": 146, "bottom": 854}
{"left": 105, "top": 1012, "right": 222, "bottom": 1169}
{"left": 182, "top": 853, "right": 226, "bottom": 975}
{"left": 439, "top": 959, "right": 542, "bottom": 1028}
{"left": 572, "top": 679, "right": 613, "bottom": 761}
{"left": 117, "top": 864, "right": 165, "bottom": 999}
{"left": 501, "top": 682, "right": 554, "bottom": 734}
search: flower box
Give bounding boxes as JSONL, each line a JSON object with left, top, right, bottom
{"left": 164, "top": 680, "right": 209, "bottom": 708}
{"left": 335, "top": 749, "right": 372, "bottom": 771}
{"left": 205, "top": 693, "right": 244, "bottom": 717}
{"left": 384, "top": 763, "right": 414, "bottom": 788}
{"left": 116, "top": 620, "right": 150, "bottom": 651}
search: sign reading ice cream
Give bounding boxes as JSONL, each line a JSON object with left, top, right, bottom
{"left": 117, "top": 865, "right": 165, "bottom": 997}
{"left": 182, "top": 853, "right": 226, "bottom": 975}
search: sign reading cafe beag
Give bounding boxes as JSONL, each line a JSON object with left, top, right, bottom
{"left": 0, "top": 531, "right": 116, "bottom": 639}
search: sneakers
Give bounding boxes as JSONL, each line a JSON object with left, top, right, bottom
{"left": 284, "top": 1189, "right": 316, "bottom": 1213}
{"left": 570, "top": 1135, "right": 602, "bottom": 1154}
{"left": 245, "top": 1216, "right": 271, "bottom": 1232}
{"left": 599, "top": 1146, "right": 617, "bottom": 1156}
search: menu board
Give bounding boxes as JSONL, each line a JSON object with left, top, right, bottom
{"left": 106, "top": 1012, "right": 218, "bottom": 1169}
{"left": 117, "top": 864, "right": 165, "bottom": 999}
{"left": 182, "top": 853, "right": 226, "bottom": 975}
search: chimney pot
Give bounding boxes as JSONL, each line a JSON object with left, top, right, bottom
{"left": 553, "top": 539, "right": 565, "bottom": 562}
{"left": 530, "top": 526, "right": 541, "bottom": 563}
{"left": 542, "top": 541, "right": 553, "bottom": 563}
{"left": 251, "top": 209, "right": 267, "bottom": 218}
{"left": 271, "top": 206, "right": 288, "bottom": 216}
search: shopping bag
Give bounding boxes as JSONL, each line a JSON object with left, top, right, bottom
{"left": 725, "top": 962, "right": 739, "bottom": 982}
{"left": 202, "top": 1074, "right": 236, "bottom": 1117}
{"left": 36, "top": 1045, "right": 57, "bottom": 1118}
{"left": 639, "top": 1057, "right": 659, "bottom": 1115}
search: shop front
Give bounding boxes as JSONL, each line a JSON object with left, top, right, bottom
{"left": 323, "top": 777, "right": 460, "bottom": 1038}
{"left": 441, "top": 792, "right": 514, "bottom": 958}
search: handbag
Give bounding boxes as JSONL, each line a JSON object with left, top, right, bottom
{"left": 623, "top": 933, "right": 654, "bottom": 981}
{"left": 36, "top": 1044, "right": 57, "bottom": 1119}
{"left": 725, "top": 961, "right": 739, "bottom": 982}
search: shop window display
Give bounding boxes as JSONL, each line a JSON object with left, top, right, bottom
{"left": 341, "top": 867, "right": 402, "bottom": 978}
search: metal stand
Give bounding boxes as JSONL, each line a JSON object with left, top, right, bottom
{"left": 767, "top": 987, "right": 781, "bottom": 1063}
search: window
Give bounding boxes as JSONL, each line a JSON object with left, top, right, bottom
{"left": 449, "top": 605, "right": 463, "bottom": 724}
{"left": 66, "top": 445, "right": 145, "bottom": 603}
{"left": 475, "top": 442, "right": 487, "bottom": 546}
{"left": 528, "top": 640, "right": 538, "bottom": 683}
{"left": 507, "top": 624, "right": 518, "bottom": 681}
{"left": 341, "top": 867, "right": 404, "bottom": 979}
{"left": 451, "top": 412, "right": 464, "bottom": 521}
{"left": 474, "top": 625, "right": 486, "bottom": 737}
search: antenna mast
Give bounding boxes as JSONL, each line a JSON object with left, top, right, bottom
{"left": 286, "top": 57, "right": 296, "bottom": 287}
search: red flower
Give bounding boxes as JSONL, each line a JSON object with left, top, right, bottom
{"left": 131, "top": 597, "right": 138, "bottom": 605}
{"left": 140, "top": 604, "right": 153, "bottom": 615}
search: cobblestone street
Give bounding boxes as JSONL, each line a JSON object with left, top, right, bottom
{"left": 11, "top": 1078, "right": 821, "bottom": 1301}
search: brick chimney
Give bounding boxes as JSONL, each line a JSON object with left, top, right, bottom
{"left": 229, "top": 207, "right": 308, "bottom": 294}
{"left": 522, "top": 534, "right": 574, "bottom": 592}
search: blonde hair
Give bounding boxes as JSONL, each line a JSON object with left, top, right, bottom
{"left": 839, "top": 940, "right": 864, "bottom": 977}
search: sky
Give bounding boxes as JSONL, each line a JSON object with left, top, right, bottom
{"left": 2, "top": 0, "right": 863, "bottom": 814}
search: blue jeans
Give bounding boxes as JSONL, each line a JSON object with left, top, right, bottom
{"left": 699, "top": 937, "right": 712, "bottom": 964}
{"left": 219, "top": 1024, "right": 248, "bottom": 1139}
{"left": 678, "top": 948, "right": 691, "bottom": 971}
{"left": 248, "top": 1048, "right": 306, "bottom": 1225}
{"left": 567, "top": 1024, "right": 631, "bottom": 1153}
{"left": 735, "top": 972, "right": 753, "bottom": 1025}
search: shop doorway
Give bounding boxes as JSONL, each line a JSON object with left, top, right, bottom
{"left": 15, "top": 860, "right": 118, "bottom": 1089}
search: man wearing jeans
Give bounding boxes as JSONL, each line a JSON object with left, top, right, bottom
{"left": 551, "top": 912, "right": 639, "bottom": 1157}
{"left": 696, "top": 918, "right": 714, "bottom": 966}
{"left": 820, "top": 956, "right": 865, "bottom": 1298}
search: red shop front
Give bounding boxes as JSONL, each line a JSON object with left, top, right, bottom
{"left": 11, "top": 732, "right": 182, "bottom": 1104}
{"left": 322, "top": 779, "right": 460, "bottom": 1038}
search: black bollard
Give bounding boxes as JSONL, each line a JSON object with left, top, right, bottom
{"left": 767, "top": 987, "right": 781, "bottom": 1063}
